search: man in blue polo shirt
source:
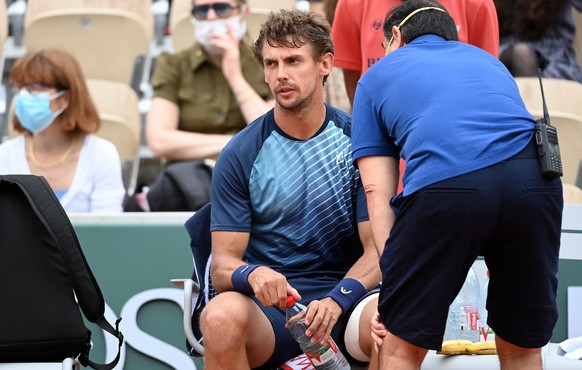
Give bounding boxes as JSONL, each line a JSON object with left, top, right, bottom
{"left": 351, "top": 0, "right": 563, "bottom": 369}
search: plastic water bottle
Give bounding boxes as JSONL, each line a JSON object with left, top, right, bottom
{"left": 285, "top": 296, "right": 350, "bottom": 370}
{"left": 443, "top": 267, "right": 480, "bottom": 342}
{"left": 478, "top": 270, "right": 495, "bottom": 342}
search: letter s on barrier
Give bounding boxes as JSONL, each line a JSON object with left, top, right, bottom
{"left": 119, "top": 288, "right": 198, "bottom": 370}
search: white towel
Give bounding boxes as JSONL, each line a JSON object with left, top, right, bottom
{"left": 558, "top": 336, "right": 582, "bottom": 359}
{"left": 565, "top": 347, "right": 582, "bottom": 360}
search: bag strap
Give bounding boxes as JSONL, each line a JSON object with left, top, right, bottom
{"left": 82, "top": 317, "right": 123, "bottom": 370}
{"left": 3, "top": 175, "right": 124, "bottom": 370}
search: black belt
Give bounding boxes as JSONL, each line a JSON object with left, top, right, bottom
{"left": 512, "top": 138, "right": 538, "bottom": 159}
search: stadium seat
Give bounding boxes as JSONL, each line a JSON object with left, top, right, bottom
{"left": 514, "top": 77, "right": 582, "bottom": 185}
{"left": 563, "top": 183, "right": 582, "bottom": 204}
{"left": 248, "top": 0, "right": 296, "bottom": 10}
{"left": 246, "top": 7, "right": 269, "bottom": 43}
{"left": 0, "top": 0, "right": 8, "bottom": 74}
{"left": 23, "top": 0, "right": 153, "bottom": 87}
{"left": 168, "top": 0, "right": 193, "bottom": 52}
{"left": 86, "top": 79, "right": 141, "bottom": 165}
{"left": 0, "top": 0, "right": 8, "bottom": 140}
{"left": 86, "top": 79, "right": 142, "bottom": 195}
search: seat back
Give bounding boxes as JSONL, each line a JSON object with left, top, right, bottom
{"left": 0, "top": 0, "right": 8, "bottom": 136}
{"left": 86, "top": 78, "right": 141, "bottom": 194}
{"left": 247, "top": 0, "right": 295, "bottom": 10}
{"left": 515, "top": 77, "right": 582, "bottom": 118}
{"left": 169, "top": 0, "right": 194, "bottom": 52}
{"left": 184, "top": 202, "right": 213, "bottom": 290}
{"left": 86, "top": 79, "right": 141, "bottom": 164}
{"left": 0, "top": 0, "right": 7, "bottom": 50}
{"left": 247, "top": 7, "right": 269, "bottom": 43}
{"left": 550, "top": 115, "right": 582, "bottom": 185}
{"left": 183, "top": 202, "right": 215, "bottom": 356}
{"left": 514, "top": 77, "right": 582, "bottom": 185}
{"left": 24, "top": 0, "right": 152, "bottom": 85}
{"left": 563, "top": 183, "right": 582, "bottom": 204}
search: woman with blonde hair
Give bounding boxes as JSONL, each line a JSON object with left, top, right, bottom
{"left": 0, "top": 48, "right": 125, "bottom": 213}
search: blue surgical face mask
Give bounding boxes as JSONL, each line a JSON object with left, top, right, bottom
{"left": 15, "top": 90, "right": 66, "bottom": 134}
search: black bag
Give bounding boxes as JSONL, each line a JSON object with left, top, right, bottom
{"left": 0, "top": 175, "right": 123, "bottom": 369}
{"left": 148, "top": 160, "right": 212, "bottom": 212}
{"left": 124, "top": 160, "right": 212, "bottom": 212}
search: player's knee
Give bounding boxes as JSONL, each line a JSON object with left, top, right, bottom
{"left": 200, "top": 295, "right": 250, "bottom": 347}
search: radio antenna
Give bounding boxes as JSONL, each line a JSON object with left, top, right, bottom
{"left": 537, "top": 68, "right": 551, "bottom": 125}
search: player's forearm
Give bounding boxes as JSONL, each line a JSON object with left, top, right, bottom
{"left": 344, "top": 252, "right": 382, "bottom": 291}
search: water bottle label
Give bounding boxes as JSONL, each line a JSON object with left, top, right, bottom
{"left": 468, "top": 310, "right": 478, "bottom": 331}
{"left": 479, "top": 326, "right": 496, "bottom": 342}
{"left": 459, "top": 306, "right": 479, "bottom": 331}
{"left": 279, "top": 354, "right": 316, "bottom": 370}
{"left": 305, "top": 340, "right": 339, "bottom": 366}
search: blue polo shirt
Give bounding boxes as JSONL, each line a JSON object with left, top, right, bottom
{"left": 352, "top": 35, "right": 536, "bottom": 196}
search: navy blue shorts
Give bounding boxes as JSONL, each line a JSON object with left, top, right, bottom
{"left": 378, "top": 149, "right": 563, "bottom": 350}
{"left": 253, "top": 275, "right": 378, "bottom": 369}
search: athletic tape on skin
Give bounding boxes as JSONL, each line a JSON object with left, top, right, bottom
{"left": 231, "top": 264, "right": 260, "bottom": 294}
{"left": 324, "top": 278, "right": 366, "bottom": 313}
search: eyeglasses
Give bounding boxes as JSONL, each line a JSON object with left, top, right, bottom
{"left": 11, "top": 82, "right": 64, "bottom": 96}
{"left": 191, "top": 2, "right": 240, "bottom": 20}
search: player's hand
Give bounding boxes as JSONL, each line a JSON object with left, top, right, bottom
{"left": 303, "top": 297, "right": 342, "bottom": 345}
{"left": 248, "top": 266, "right": 299, "bottom": 309}
{"left": 371, "top": 311, "right": 387, "bottom": 353}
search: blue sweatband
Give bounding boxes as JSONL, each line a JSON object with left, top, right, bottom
{"left": 324, "top": 278, "right": 366, "bottom": 313}
{"left": 231, "top": 264, "right": 260, "bottom": 295}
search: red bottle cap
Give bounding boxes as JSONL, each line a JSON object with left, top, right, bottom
{"left": 286, "top": 295, "right": 295, "bottom": 308}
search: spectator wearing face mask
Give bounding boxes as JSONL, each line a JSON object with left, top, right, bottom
{"left": 0, "top": 49, "right": 126, "bottom": 213}
{"left": 146, "top": 0, "right": 274, "bottom": 163}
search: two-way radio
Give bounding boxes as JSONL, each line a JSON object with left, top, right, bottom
{"left": 533, "top": 70, "right": 563, "bottom": 179}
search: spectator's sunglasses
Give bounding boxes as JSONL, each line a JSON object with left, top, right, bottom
{"left": 191, "top": 2, "right": 240, "bottom": 20}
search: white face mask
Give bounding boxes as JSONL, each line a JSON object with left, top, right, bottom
{"left": 192, "top": 13, "right": 247, "bottom": 55}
